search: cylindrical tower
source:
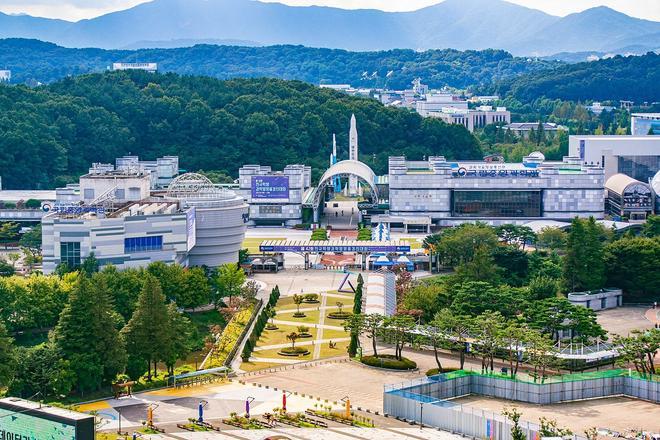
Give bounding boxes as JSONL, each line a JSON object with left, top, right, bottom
{"left": 166, "top": 173, "right": 248, "bottom": 267}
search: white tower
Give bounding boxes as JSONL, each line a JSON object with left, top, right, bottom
{"left": 349, "top": 114, "right": 359, "bottom": 196}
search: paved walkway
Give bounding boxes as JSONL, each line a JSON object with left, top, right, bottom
{"left": 313, "top": 294, "right": 329, "bottom": 359}
{"left": 645, "top": 307, "right": 659, "bottom": 325}
{"left": 271, "top": 319, "right": 344, "bottom": 331}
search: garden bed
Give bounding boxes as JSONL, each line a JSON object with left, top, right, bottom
{"left": 278, "top": 347, "right": 311, "bottom": 356}
{"left": 361, "top": 355, "right": 417, "bottom": 371}
{"left": 293, "top": 312, "right": 307, "bottom": 318}
{"left": 327, "top": 312, "right": 352, "bottom": 320}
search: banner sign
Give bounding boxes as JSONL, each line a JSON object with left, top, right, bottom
{"left": 251, "top": 176, "right": 289, "bottom": 200}
{"left": 43, "top": 204, "right": 105, "bottom": 215}
{"left": 260, "top": 244, "right": 411, "bottom": 253}
{"left": 453, "top": 168, "right": 540, "bottom": 178}
{"left": 186, "top": 206, "right": 196, "bottom": 251}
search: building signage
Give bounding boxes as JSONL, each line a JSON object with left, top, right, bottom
{"left": 43, "top": 204, "right": 106, "bottom": 215}
{"left": 251, "top": 176, "right": 289, "bottom": 200}
{"left": 186, "top": 206, "right": 196, "bottom": 251}
{"left": 0, "top": 409, "right": 77, "bottom": 440}
{"left": 260, "top": 244, "right": 411, "bottom": 253}
{"left": 579, "top": 140, "right": 586, "bottom": 160}
{"left": 453, "top": 168, "right": 540, "bottom": 178}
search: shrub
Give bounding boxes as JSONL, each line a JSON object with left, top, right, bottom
{"left": 361, "top": 355, "right": 417, "bottom": 370}
{"left": 425, "top": 367, "right": 459, "bottom": 376}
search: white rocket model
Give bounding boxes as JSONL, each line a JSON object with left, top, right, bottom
{"left": 348, "top": 114, "right": 359, "bottom": 196}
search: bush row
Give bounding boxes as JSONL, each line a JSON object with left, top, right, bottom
{"left": 241, "top": 286, "right": 281, "bottom": 361}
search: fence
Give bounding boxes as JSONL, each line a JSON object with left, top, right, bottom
{"left": 384, "top": 369, "right": 660, "bottom": 435}
{"left": 386, "top": 370, "right": 660, "bottom": 406}
{"left": 384, "top": 391, "right": 584, "bottom": 440}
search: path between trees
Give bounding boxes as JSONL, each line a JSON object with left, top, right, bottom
{"left": 313, "top": 294, "right": 328, "bottom": 359}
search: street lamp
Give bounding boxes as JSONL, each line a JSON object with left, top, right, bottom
{"left": 419, "top": 402, "right": 424, "bottom": 431}
{"left": 117, "top": 408, "right": 122, "bottom": 435}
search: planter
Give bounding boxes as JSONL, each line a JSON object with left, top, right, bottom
{"left": 278, "top": 347, "right": 310, "bottom": 357}
{"left": 327, "top": 312, "right": 352, "bottom": 320}
{"left": 293, "top": 313, "right": 307, "bottom": 318}
{"left": 297, "top": 333, "right": 313, "bottom": 339}
{"left": 265, "top": 325, "right": 279, "bottom": 330}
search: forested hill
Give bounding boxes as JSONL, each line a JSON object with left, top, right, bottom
{"left": 0, "top": 71, "right": 482, "bottom": 190}
{"left": 491, "top": 52, "right": 660, "bottom": 103}
{"left": 0, "top": 39, "right": 558, "bottom": 89}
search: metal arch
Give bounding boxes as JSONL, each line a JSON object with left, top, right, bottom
{"left": 314, "top": 160, "right": 379, "bottom": 206}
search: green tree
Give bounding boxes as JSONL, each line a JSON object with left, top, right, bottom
{"left": 425, "top": 223, "right": 499, "bottom": 268}
{"left": 434, "top": 308, "right": 471, "bottom": 369}
{"left": 455, "top": 245, "right": 500, "bottom": 284}
{"left": 613, "top": 329, "right": 659, "bottom": 376}
{"left": 471, "top": 311, "right": 504, "bottom": 373}
{"left": 496, "top": 224, "right": 535, "bottom": 250}
{"left": 604, "top": 237, "right": 660, "bottom": 300}
{"left": 162, "top": 304, "right": 193, "bottom": 376}
{"left": 402, "top": 283, "right": 444, "bottom": 322}
{"left": 343, "top": 314, "right": 364, "bottom": 358}
{"left": 9, "top": 343, "right": 75, "bottom": 399}
{"left": 383, "top": 314, "right": 416, "bottom": 361}
{"left": 0, "top": 222, "right": 19, "bottom": 247}
{"left": 502, "top": 407, "right": 526, "bottom": 440}
{"left": 0, "top": 260, "right": 14, "bottom": 277}
{"left": 563, "top": 217, "right": 606, "bottom": 292}
{"left": 80, "top": 252, "right": 99, "bottom": 277}
{"left": 0, "top": 320, "right": 15, "bottom": 387}
{"left": 121, "top": 275, "right": 170, "bottom": 380}
{"left": 499, "top": 321, "right": 528, "bottom": 378}
{"left": 51, "top": 275, "right": 126, "bottom": 393}
{"left": 536, "top": 227, "right": 567, "bottom": 251}
{"left": 180, "top": 267, "right": 212, "bottom": 310}
{"left": 527, "top": 276, "right": 559, "bottom": 300}
{"left": 19, "top": 224, "right": 42, "bottom": 258}
{"left": 97, "top": 266, "right": 144, "bottom": 321}
{"left": 642, "top": 215, "right": 660, "bottom": 237}
{"left": 213, "top": 263, "right": 246, "bottom": 307}
{"left": 363, "top": 313, "right": 384, "bottom": 357}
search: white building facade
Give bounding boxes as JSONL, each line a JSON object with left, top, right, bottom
{"left": 568, "top": 135, "right": 660, "bottom": 182}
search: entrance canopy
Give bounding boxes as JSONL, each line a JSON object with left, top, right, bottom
{"left": 315, "top": 160, "right": 380, "bottom": 203}
{"left": 259, "top": 239, "right": 410, "bottom": 253}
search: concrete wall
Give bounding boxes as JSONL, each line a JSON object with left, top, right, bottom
{"left": 568, "top": 289, "right": 623, "bottom": 311}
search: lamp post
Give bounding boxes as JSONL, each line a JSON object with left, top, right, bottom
{"left": 420, "top": 402, "right": 424, "bottom": 431}
{"left": 117, "top": 408, "right": 122, "bottom": 435}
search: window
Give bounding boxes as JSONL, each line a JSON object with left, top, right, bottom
{"left": 259, "top": 205, "right": 283, "bottom": 214}
{"left": 60, "top": 242, "right": 81, "bottom": 267}
{"left": 115, "top": 188, "right": 125, "bottom": 199}
{"left": 452, "top": 190, "right": 542, "bottom": 218}
{"left": 83, "top": 188, "right": 95, "bottom": 200}
{"left": 124, "top": 236, "right": 163, "bottom": 253}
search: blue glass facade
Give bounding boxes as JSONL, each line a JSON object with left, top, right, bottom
{"left": 124, "top": 236, "right": 163, "bottom": 253}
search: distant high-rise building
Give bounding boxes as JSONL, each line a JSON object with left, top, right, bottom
{"left": 349, "top": 114, "right": 359, "bottom": 196}
{"left": 0, "top": 70, "right": 10, "bottom": 83}
{"left": 112, "top": 62, "right": 158, "bottom": 73}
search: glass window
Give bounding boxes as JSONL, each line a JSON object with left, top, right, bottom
{"left": 60, "top": 242, "right": 81, "bottom": 267}
{"left": 452, "top": 190, "right": 542, "bottom": 218}
{"left": 618, "top": 156, "right": 660, "bottom": 182}
{"left": 83, "top": 188, "right": 94, "bottom": 200}
{"left": 124, "top": 236, "right": 163, "bottom": 253}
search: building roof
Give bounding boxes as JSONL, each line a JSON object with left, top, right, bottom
{"left": 0, "top": 397, "right": 93, "bottom": 421}
{"left": 605, "top": 173, "right": 646, "bottom": 195}
{"left": 0, "top": 190, "right": 56, "bottom": 202}
{"left": 652, "top": 171, "right": 660, "bottom": 195}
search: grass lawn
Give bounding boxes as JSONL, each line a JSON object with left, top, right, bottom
{"left": 318, "top": 340, "right": 350, "bottom": 358}
{"left": 273, "top": 296, "right": 299, "bottom": 309}
{"left": 400, "top": 237, "right": 424, "bottom": 249}
{"left": 242, "top": 237, "right": 285, "bottom": 253}
{"left": 240, "top": 360, "right": 286, "bottom": 372}
{"left": 322, "top": 328, "right": 350, "bottom": 340}
{"left": 258, "top": 324, "right": 318, "bottom": 346}
{"left": 276, "top": 310, "right": 321, "bottom": 324}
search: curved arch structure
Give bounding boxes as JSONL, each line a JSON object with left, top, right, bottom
{"left": 313, "top": 160, "right": 379, "bottom": 222}
{"left": 316, "top": 160, "right": 379, "bottom": 201}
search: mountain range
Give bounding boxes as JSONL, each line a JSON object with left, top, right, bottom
{"left": 0, "top": 0, "right": 659, "bottom": 55}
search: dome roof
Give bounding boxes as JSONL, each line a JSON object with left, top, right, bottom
{"left": 652, "top": 170, "right": 660, "bottom": 196}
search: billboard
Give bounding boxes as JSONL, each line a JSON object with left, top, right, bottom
{"left": 0, "top": 401, "right": 94, "bottom": 440}
{"left": 186, "top": 206, "right": 197, "bottom": 251}
{"left": 251, "top": 176, "right": 289, "bottom": 200}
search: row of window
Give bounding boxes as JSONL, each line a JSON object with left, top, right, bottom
{"left": 452, "top": 190, "right": 542, "bottom": 218}
{"left": 124, "top": 236, "right": 163, "bottom": 253}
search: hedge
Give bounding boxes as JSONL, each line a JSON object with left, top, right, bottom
{"left": 241, "top": 286, "right": 281, "bottom": 361}
{"left": 361, "top": 355, "right": 417, "bottom": 371}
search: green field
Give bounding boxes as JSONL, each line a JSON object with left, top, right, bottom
{"left": 242, "top": 237, "right": 286, "bottom": 253}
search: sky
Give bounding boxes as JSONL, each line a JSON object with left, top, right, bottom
{"left": 0, "top": 0, "right": 658, "bottom": 22}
